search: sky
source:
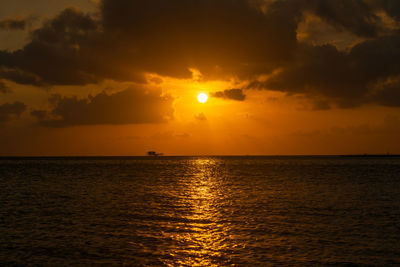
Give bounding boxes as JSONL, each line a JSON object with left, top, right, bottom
{"left": 1, "top": 0, "right": 400, "bottom": 156}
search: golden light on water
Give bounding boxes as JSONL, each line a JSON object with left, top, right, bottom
{"left": 197, "top": 93, "right": 208, "bottom": 103}
{"left": 162, "top": 158, "right": 231, "bottom": 266}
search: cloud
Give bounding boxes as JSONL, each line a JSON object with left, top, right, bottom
{"left": 307, "top": 0, "right": 383, "bottom": 38}
{"left": 212, "top": 89, "right": 246, "bottom": 101}
{"left": 0, "top": 101, "right": 26, "bottom": 123}
{"left": 250, "top": 44, "right": 366, "bottom": 107}
{"left": 0, "top": 8, "right": 104, "bottom": 86}
{"left": 246, "top": 36, "right": 400, "bottom": 108}
{"left": 0, "top": 18, "right": 29, "bottom": 30}
{"left": 0, "top": 67, "right": 44, "bottom": 86}
{"left": 0, "top": 1, "right": 301, "bottom": 86}
{"left": 31, "top": 87, "right": 174, "bottom": 127}
{"left": 373, "top": 76, "right": 400, "bottom": 107}
{"left": 0, "top": 1, "right": 400, "bottom": 108}
{"left": 296, "top": 12, "right": 366, "bottom": 51}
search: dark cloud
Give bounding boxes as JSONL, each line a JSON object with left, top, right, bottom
{"left": 0, "top": 0, "right": 400, "bottom": 108}
{"left": 369, "top": 0, "right": 400, "bottom": 20}
{"left": 253, "top": 44, "right": 367, "bottom": 107}
{"left": 374, "top": 78, "right": 400, "bottom": 107}
{"left": 247, "top": 36, "right": 400, "bottom": 107}
{"left": 0, "top": 18, "right": 28, "bottom": 30}
{"left": 100, "top": 0, "right": 300, "bottom": 78}
{"left": 0, "top": 67, "right": 44, "bottom": 86}
{"left": 307, "top": 0, "right": 382, "bottom": 38}
{"left": 0, "top": 1, "right": 301, "bottom": 85}
{"left": 212, "top": 89, "right": 246, "bottom": 101}
{"left": 0, "top": 8, "right": 104, "bottom": 86}
{"left": 0, "top": 101, "right": 26, "bottom": 123}
{"left": 310, "top": 99, "right": 331, "bottom": 110}
{"left": 31, "top": 87, "right": 173, "bottom": 127}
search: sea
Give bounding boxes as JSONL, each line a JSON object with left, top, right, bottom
{"left": 0, "top": 156, "right": 399, "bottom": 266}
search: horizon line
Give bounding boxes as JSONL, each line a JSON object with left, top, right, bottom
{"left": 1, "top": 154, "right": 400, "bottom": 158}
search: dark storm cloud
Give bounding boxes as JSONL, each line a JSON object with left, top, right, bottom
{"left": 31, "top": 88, "right": 173, "bottom": 127}
{"left": 97, "top": 0, "right": 304, "bottom": 81}
{"left": 307, "top": 0, "right": 383, "bottom": 38}
{"left": 1, "top": 0, "right": 400, "bottom": 108}
{"left": 248, "top": 35, "right": 400, "bottom": 108}
{"left": 0, "top": 1, "right": 302, "bottom": 85}
{"left": 368, "top": 0, "right": 400, "bottom": 20}
{"left": 0, "top": 67, "right": 44, "bottom": 86}
{"left": 0, "top": 8, "right": 103, "bottom": 86}
{"left": 0, "top": 18, "right": 28, "bottom": 30}
{"left": 212, "top": 89, "right": 246, "bottom": 101}
{"left": 251, "top": 44, "right": 368, "bottom": 107}
{"left": 0, "top": 101, "right": 26, "bottom": 123}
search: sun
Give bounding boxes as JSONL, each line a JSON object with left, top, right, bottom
{"left": 197, "top": 93, "right": 208, "bottom": 103}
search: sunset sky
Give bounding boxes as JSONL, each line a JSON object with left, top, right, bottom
{"left": 1, "top": 0, "right": 400, "bottom": 156}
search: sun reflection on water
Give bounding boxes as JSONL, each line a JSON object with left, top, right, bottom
{"left": 162, "top": 158, "right": 231, "bottom": 266}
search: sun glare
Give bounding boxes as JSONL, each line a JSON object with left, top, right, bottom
{"left": 197, "top": 93, "right": 208, "bottom": 103}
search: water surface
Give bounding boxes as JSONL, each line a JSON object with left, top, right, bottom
{"left": 1, "top": 156, "right": 399, "bottom": 266}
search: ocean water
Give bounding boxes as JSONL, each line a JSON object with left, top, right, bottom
{"left": 0, "top": 156, "right": 399, "bottom": 266}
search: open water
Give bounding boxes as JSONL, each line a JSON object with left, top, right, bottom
{"left": 0, "top": 156, "right": 399, "bottom": 266}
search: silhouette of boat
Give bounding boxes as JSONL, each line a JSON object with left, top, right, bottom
{"left": 147, "top": 151, "right": 164, "bottom": 156}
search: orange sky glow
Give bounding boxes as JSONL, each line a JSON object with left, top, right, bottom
{"left": 1, "top": 0, "right": 400, "bottom": 156}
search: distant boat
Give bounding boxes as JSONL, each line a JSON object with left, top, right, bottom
{"left": 147, "top": 151, "right": 164, "bottom": 156}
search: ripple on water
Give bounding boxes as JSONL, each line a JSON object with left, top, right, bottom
{"left": 0, "top": 156, "right": 400, "bottom": 266}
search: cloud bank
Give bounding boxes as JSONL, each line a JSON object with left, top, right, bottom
{"left": 31, "top": 87, "right": 173, "bottom": 127}
{"left": 0, "top": 101, "right": 26, "bottom": 123}
{"left": 0, "top": 0, "right": 400, "bottom": 109}
{"left": 212, "top": 89, "right": 246, "bottom": 101}
{"left": 0, "top": 18, "right": 29, "bottom": 30}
